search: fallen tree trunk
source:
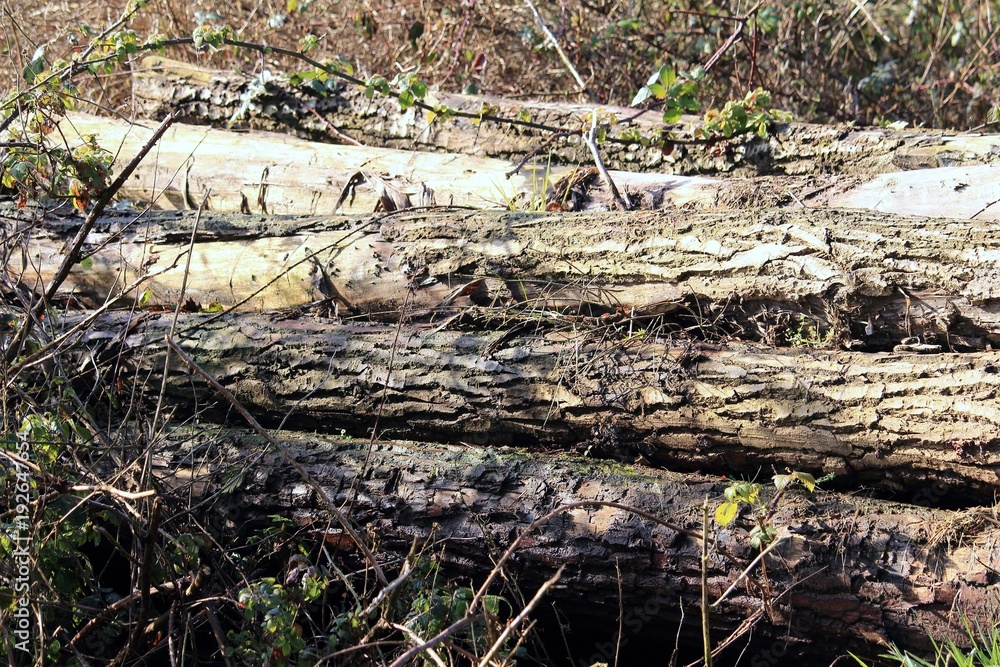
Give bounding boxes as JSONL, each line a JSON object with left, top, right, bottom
{"left": 62, "top": 112, "right": 1000, "bottom": 219}
{"left": 133, "top": 55, "right": 1000, "bottom": 177}
{"left": 12, "top": 207, "right": 1000, "bottom": 349}
{"left": 85, "top": 311, "right": 1000, "bottom": 502}
{"left": 153, "top": 427, "right": 1000, "bottom": 664}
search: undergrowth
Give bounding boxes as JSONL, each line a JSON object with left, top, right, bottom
{"left": 1, "top": 0, "right": 997, "bottom": 129}
{"left": 1, "top": 1, "right": 997, "bottom": 665}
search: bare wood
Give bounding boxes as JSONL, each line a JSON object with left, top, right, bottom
{"left": 89, "top": 311, "right": 1000, "bottom": 501}
{"left": 13, "top": 207, "right": 1000, "bottom": 350}
{"left": 153, "top": 428, "right": 1000, "bottom": 663}
{"left": 61, "top": 112, "right": 1000, "bottom": 219}
{"left": 132, "top": 55, "right": 1000, "bottom": 177}
{"left": 49, "top": 112, "right": 796, "bottom": 216}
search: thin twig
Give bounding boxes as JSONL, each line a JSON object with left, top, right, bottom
{"left": 65, "top": 485, "right": 156, "bottom": 500}
{"left": 582, "top": 111, "right": 631, "bottom": 210}
{"left": 4, "top": 112, "right": 176, "bottom": 364}
{"left": 847, "top": 0, "right": 891, "bottom": 43}
{"left": 201, "top": 603, "right": 236, "bottom": 667}
{"left": 971, "top": 196, "right": 1000, "bottom": 219}
{"left": 393, "top": 500, "right": 702, "bottom": 667}
{"left": 70, "top": 574, "right": 194, "bottom": 648}
{"left": 614, "top": 559, "right": 623, "bottom": 667}
{"left": 521, "top": 0, "right": 596, "bottom": 102}
{"left": 306, "top": 107, "right": 363, "bottom": 146}
{"left": 152, "top": 190, "right": 209, "bottom": 437}
{"left": 504, "top": 131, "right": 572, "bottom": 178}
{"left": 703, "top": 3, "right": 761, "bottom": 73}
{"left": 386, "top": 616, "right": 478, "bottom": 667}
{"left": 476, "top": 565, "right": 565, "bottom": 667}
{"left": 350, "top": 287, "right": 412, "bottom": 513}
{"left": 711, "top": 535, "right": 787, "bottom": 609}
{"left": 392, "top": 624, "right": 448, "bottom": 667}
{"left": 164, "top": 338, "right": 389, "bottom": 585}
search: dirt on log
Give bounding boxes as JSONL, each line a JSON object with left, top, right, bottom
{"left": 133, "top": 55, "right": 1000, "bottom": 177}
{"left": 153, "top": 427, "right": 1000, "bottom": 664}
{"left": 78, "top": 310, "right": 1000, "bottom": 503}
{"left": 12, "top": 206, "right": 1000, "bottom": 351}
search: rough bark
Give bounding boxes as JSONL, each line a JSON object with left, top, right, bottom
{"left": 12, "top": 206, "right": 1000, "bottom": 351}
{"left": 62, "top": 112, "right": 1000, "bottom": 220}
{"left": 84, "top": 310, "right": 1000, "bottom": 502}
{"left": 133, "top": 55, "right": 1000, "bottom": 177}
{"left": 153, "top": 427, "right": 1000, "bottom": 664}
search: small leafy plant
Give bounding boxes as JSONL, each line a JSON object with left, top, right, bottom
{"left": 695, "top": 87, "right": 792, "bottom": 140}
{"left": 715, "top": 471, "right": 822, "bottom": 548}
{"left": 787, "top": 317, "right": 834, "bottom": 348}
{"left": 631, "top": 65, "right": 702, "bottom": 123}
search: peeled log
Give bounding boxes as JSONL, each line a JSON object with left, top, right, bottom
{"left": 13, "top": 207, "right": 1000, "bottom": 350}
{"left": 88, "top": 311, "right": 1000, "bottom": 503}
{"left": 154, "top": 427, "right": 1000, "bottom": 664}
{"left": 133, "top": 55, "right": 1000, "bottom": 177}
{"left": 61, "top": 112, "right": 1000, "bottom": 220}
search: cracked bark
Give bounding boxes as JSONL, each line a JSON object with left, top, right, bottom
{"left": 152, "top": 428, "right": 1000, "bottom": 664}
{"left": 133, "top": 55, "right": 1000, "bottom": 177}
{"left": 11, "top": 207, "right": 1000, "bottom": 352}
{"left": 77, "top": 311, "right": 1000, "bottom": 503}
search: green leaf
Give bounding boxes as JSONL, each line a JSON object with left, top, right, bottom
{"left": 482, "top": 594, "right": 506, "bottom": 616}
{"left": 398, "top": 89, "right": 414, "bottom": 110}
{"left": 658, "top": 67, "right": 676, "bottom": 87}
{"left": 662, "top": 107, "right": 683, "bottom": 124}
{"left": 630, "top": 85, "right": 653, "bottom": 107}
{"left": 23, "top": 46, "right": 47, "bottom": 84}
{"left": 410, "top": 79, "right": 428, "bottom": 98}
{"left": 298, "top": 34, "right": 319, "bottom": 53}
{"left": 79, "top": 256, "right": 93, "bottom": 270}
{"left": 137, "top": 289, "right": 152, "bottom": 306}
{"left": 647, "top": 83, "right": 666, "bottom": 99}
